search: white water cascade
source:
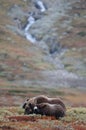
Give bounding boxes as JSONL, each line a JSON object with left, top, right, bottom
{"left": 25, "top": 15, "right": 35, "bottom": 32}
{"left": 36, "top": 0, "right": 46, "bottom": 12}
{"left": 24, "top": 0, "right": 46, "bottom": 43}
{"left": 24, "top": 15, "right": 36, "bottom": 43}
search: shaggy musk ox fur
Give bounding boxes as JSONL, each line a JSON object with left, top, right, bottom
{"left": 34, "top": 103, "right": 65, "bottom": 119}
{"left": 22, "top": 95, "right": 66, "bottom": 115}
{"left": 22, "top": 99, "right": 35, "bottom": 115}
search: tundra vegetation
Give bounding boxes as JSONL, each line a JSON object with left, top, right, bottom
{"left": 0, "top": 87, "right": 86, "bottom": 130}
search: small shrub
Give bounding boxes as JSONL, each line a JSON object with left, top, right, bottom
{"left": 77, "top": 32, "right": 86, "bottom": 37}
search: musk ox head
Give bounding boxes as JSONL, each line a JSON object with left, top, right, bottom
{"left": 22, "top": 95, "right": 45, "bottom": 115}
{"left": 22, "top": 99, "right": 34, "bottom": 115}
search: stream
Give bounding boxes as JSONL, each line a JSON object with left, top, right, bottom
{"left": 24, "top": 0, "right": 46, "bottom": 43}
{"left": 23, "top": 0, "right": 66, "bottom": 69}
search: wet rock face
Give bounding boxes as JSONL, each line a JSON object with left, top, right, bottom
{"left": 7, "top": 0, "right": 72, "bottom": 49}
{"left": 29, "top": 6, "right": 59, "bottom": 41}
{"left": 27, "top": 0, "right": 70, "bottom": 51}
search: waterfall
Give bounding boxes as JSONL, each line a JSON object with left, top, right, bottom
{"left": 36, "top": 0, "right": 46, "bottom": 12}
{"left": 25, "top": 15, "right": 35, "bottom": 31}
{"left": 25, "top": 32, "right": 36, "bottom": 43}
{"left": 24, "top": 0, "right": 46, "bottom": 43}
{"left": 24, "top": 15, "right": 36, "bottom": 43}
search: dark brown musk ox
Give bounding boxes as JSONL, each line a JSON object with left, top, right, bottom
{"left": 22, "top": 95, "right": 66, "bottom": 115}
{"left": 22, "top": 99, "right": 33, "bottom": 115}
{"left": 33, "top": 103, "right": 65, "bottom": 119}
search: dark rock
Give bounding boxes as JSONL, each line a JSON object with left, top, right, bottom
{"left": 46, "top": 37, "right": 62, "bottom": 54}
{"left": 34, "top": 1, "right": 47, "bottom": 10}
{"left": 32, "top": 12, "right": 42, "bottom": 20}
{"left": 34, "top": 1, "right": 42, "bottom": 10}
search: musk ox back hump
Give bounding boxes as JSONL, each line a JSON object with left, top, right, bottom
{"left": 35, "top": 95, "right": 66, "bottom": 111}
{"left": 48, "top": 98, "right": 66, "bottom": 111}
{"left": 35, "top": 103, "right": 65, "bottom": 119}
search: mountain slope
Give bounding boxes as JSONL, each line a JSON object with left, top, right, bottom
{"left": 0, "top": 0, "right": 86, "bottom": 89}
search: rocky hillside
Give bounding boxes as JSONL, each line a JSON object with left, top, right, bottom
{"left": 0, "top": 0, "right": 86, "bottom": 88}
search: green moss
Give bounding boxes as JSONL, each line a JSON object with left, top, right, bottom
{"left": 8, "top": 90, "right": 27, "bottom": 94}
{"left": 0, "top": 72, "right": 5, "bottom": 77}
{"left": 62, "top": 107, "right": 86, "bottom": 123}
{"left": 50, "top": 90, "right": 65, "bottom": 96}
{"left": 77, "top": 31, "right": 86, "bottom": 37}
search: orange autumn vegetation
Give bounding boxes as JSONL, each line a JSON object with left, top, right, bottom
{"left": 0, "top": 106, "right": 86, "bottom": 130}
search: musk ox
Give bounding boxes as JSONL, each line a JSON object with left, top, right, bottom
{"left": 22, "top": 99, "right": 34, "bottom": 114}
{"left": 22, "top": 95, "right": 66, "bottom": 115}
{"left": 33, "top": 103, "right": 65, "bottom": 119}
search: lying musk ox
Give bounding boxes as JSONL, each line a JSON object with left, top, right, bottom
{"left": 22, "top": 95, "right": 66, "bottom": 115}
{"left": 22, "top": 99, "right": 33, "bottom": 114}
{"left": 33, "top": 103, "right": 65, "bottom": 119}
